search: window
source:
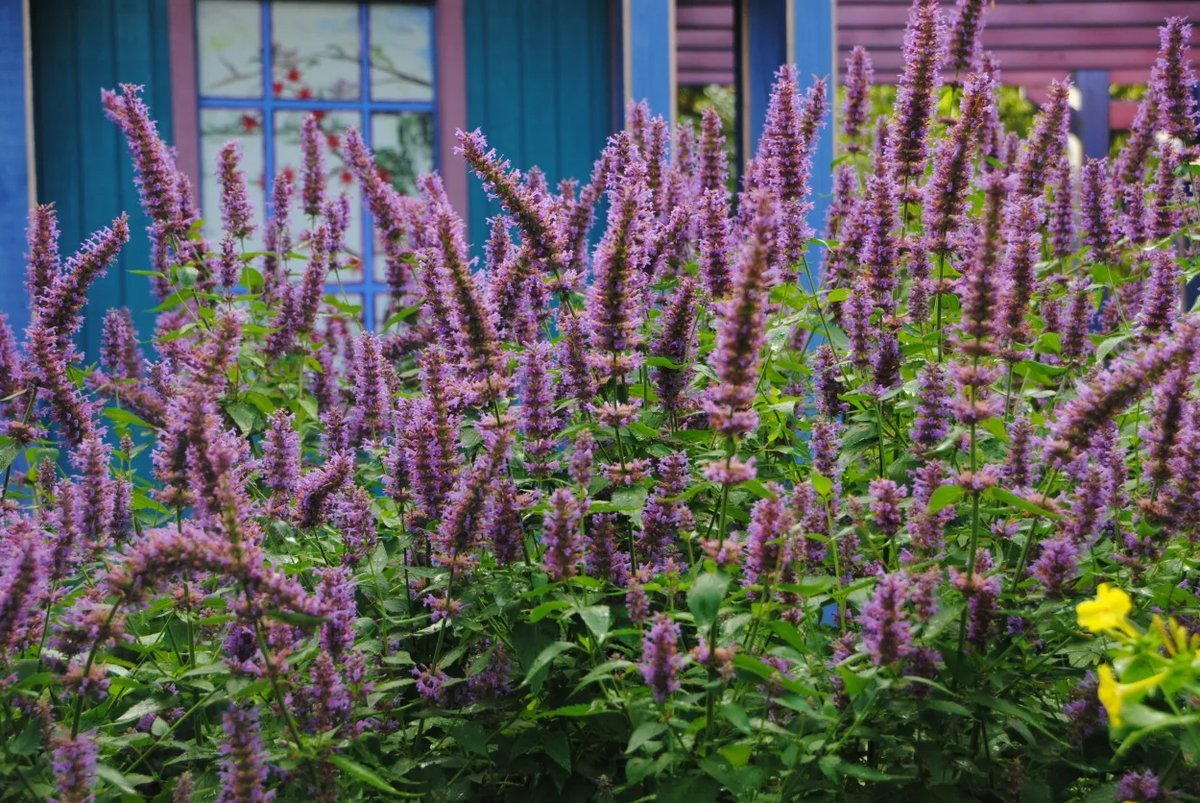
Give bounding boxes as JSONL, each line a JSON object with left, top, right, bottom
{"left": 195, "top": 0, "right": 436, "bottom": 330}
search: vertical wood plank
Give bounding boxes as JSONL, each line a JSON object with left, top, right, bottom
{"left": 1073, "top": 68, "right": 1111, "bottom": 160}
{"left": 0, "top": 0, "right": 32, "bottom": 333}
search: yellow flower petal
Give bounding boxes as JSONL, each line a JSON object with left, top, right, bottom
{"left": 1097, "top": 664, "right": 1122, "bottom": 728}
{"left": 1077, "top": 583, "right": 1132, "bottom": 633}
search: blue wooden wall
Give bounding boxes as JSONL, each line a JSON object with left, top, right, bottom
{"left": 30, "top": 0, "right": 173, "bottom": 360}
{"left": 463, "top": 0, "right": 615, "bottom": 251}
{"left": 0, "top": 0, "right": 30, "bottom": 335}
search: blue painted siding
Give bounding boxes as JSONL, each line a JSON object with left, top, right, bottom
{"left": 30, "top": 0, "right": 173, "bottom": 359}
{"left": 0, "top": 0, "right": 30, "bottom": 334}
{"left": 624, "top": 0, "right": 674, "bottom": 121}
{"left": 464, "top": 0, "right": 614, "bottom": 251}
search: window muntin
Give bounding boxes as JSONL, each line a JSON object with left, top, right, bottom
{"left": 195, "top": 0, "right": 435, "bottom": 330}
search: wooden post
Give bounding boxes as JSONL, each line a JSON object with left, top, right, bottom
{"left": 0, "top": 0, "right": 32, "bottom": 333}
{"left": 621, "top": 0, "right": 676, "bottom": 123}
{"left": 1072, "top": 68, "right": 1110, "bottom": 160}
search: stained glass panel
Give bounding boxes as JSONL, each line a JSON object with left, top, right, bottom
{"left": 369, "top": 5, "right": 435, "bottom": 101}
{"left": 273, "top": 110, "right": 364, "bottom": 282}
{"left": 271, "top": 2, "right": 361, "bottom": 100}
{"left": 197, "top": 0, "right": 263, "bottom": 98}
{"left": 200, "top": 108, "right": 266, "bottom": 250}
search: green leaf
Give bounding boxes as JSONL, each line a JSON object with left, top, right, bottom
{"left": 811, "top": 472, "right": 832, "bottom": 498}
{"left": 0, "top": 436, "right": 19, "bottom": 475}
{"left": 819, "top": 756, "right": 914, "bottom": 782}
{"left": 522, "top": 641, "right": 575, "bottom": 693}
{"left": 328, "top": 755, "right": 410, "bottom": 796}
{"left": 688, "top": 572, "right": 729, "bottom": 629}
{"left": 543, "top": 733, "right": 571, "bottom": 773}
{"left": 625, "top": 720, "right": 667, "bottom": 754}
{"left": 452, "top": 722, "right": 490, "bottom": 756}
{"left": 720, "top": 702, "right": 751, "bottom": 734}
{"left": 225, "top": 402, "right": 258, "bottom": 435}
{"left": 927, "top": 484, "right": 963, "bottom": 514}
{"left": 96, "top": 765, "right": 151, "bottom": 795}
{"left": 577, "top": 605, "right": 611, "bottom": 642}
{"left": 984, "top": 487, "right": 1062, "bottom": 519}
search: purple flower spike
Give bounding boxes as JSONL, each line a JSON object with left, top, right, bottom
{"left": 889, "top": 0, "right": 946, "bottom": 186}
{"left": 1150, "top": 17, "right": 1198, "bottom": 141}
{"left": 542, "top": 489, "right": 585, "bottom": 581}
{"left": 862, "top": 572, "right": 911, "bottom": 666}
{"left": 217, "top": 140, "right": 255, "bottom": 239}
{"left": 218, "top": 706, "right": 274, "bottom": 803}
{"left": 841, "top": 46, "right": 873, "bottom": 148}
{"left": 300, "top": 113, "right": 326, "bottom": 218}
{"left": 639, "top": 613, "right": 684, "bottom": 704}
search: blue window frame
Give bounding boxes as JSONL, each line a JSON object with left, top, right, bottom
{"left": 195, "top": 0, "right": 437, "bottom": 331}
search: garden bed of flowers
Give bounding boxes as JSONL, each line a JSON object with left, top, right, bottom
{"left": 2, "top": 0, "right": 1200, "bottom": 799}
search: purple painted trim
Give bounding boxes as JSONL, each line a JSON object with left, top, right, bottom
{"left": 168, "top": 0, "right": 200, "bottom": 187}
{"left": 436, "top": 0, "right": 468, "bottom": 217}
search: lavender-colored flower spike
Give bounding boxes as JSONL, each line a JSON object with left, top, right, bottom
{"left": 51, "top": 730, "right": 99, "bottom": 803}
{"left": 1013, "top": 80, "right": 1071, "bottom": 198}
{"left": 586, "top": 132, "right": 651, "bottom": 381}
{"left": 300, "top": 114, "right": 326, "bottom": 218}
{"left": 260, "top": 410, "right": 300, "bottom": 512}
{"left": 704, "top": 191, "right": 778, "bottom": 437}
{"left": 1048, "top": 318, "right": 1200, "bottom": 461}
{"left": 349, "top": 332, "right": 391, "bottom": 444}
{"left": 652, "top": 277, "right": 699, "bottom": 418}
{"left": 841, "top": 46, "right": 873, "bottom": 149}
{"left": 759, "top": 68, "right": 826, "bottom": 270}
{"left": 101, "top": 84, "right": 182, "bottom": 237}
{"left": 743, "top": 491, "right": 794, "bottom": 590}
{"left": 1048, "top": 158, "right": 1076, "bottom": 259}
{"left": 1148, "top": 141, "right": 1183, "bottom": 240}
{"left": 1150, "top": 17, "right": 1198, "bottom": 141}
{"left": 421, "top": 174, "right": 507, "bottom": 402}
{"left": 218, "top": 706, "right": 274, "bottom": 803}
{"left": 1138, "top": 251, "right": 1182, "bottom": 336}
{"left": 26, "top": 203, "right": 60, "bottom": 302}
{"left": 946, "top": 0, "right": 986, "bottom": 75}
{"left": 1031, "top": 534, "right": 1079, "bottom": 598}
{"left": 456, "top": 128, "right": 565, "bottom": 273}
{"left": 698, "top": 107, "right": 729, "bottom": 194}
{"left": 924, "top": 71, "right": 993, "bottom": 251}
{"left": 698, "top": 188, "right": 732, "bottom": 298}
{"left": 862, "top": 573, "right": 911, "bottom": 666}
{"left": 542, "top": 488, "right": 585, "bottom": 581}
{"left": 1115, "top": 770, "right": 1163, "bottom": 803}
{"left": 889, "top": 0, "right": 946, "bottom": 186}
{"left": 639, "top": 614, "right": 684, "bottom": 703}
{"left": 517, "top": 341, "right": 563, "bottom": 475}
{"left": 1080, "top": 158, "right": 1118, "bottom": 265}
{"left": 0, "top": 520, "right": 50, "bottom": 655}
{"left": 217, "top": 141, "right": 255, "bottom": 239}
{"left": 913, "top": 362, "right": 951, "bottom": 453}
{"left": 435, "top": 426, "right": 511, "bottom": 570}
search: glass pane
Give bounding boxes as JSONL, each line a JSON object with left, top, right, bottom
{"left": 273, "top": 110, "right": 364, "bottom": 282}
{"left": 373, "top": 291, "right": 393, "bottom": 332}
{"left": 271, "top": 2, "right": 360, "bottom": 100}
{"left": 199, "top": 108, "right": 266, "bottom": 250}
{"left": 197, "top": 0, "right": 263, "bottom": 98}
{"left": 370, "top": 112, "right": 435, "bottom": 198}
{"left": 369, "top": 5, "right": 435, "bottom": 101}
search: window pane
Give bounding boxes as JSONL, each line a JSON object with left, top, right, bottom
{"left": 197, "top": 0, "right": 263, "bottom": 98}
{"left": 200, "top": 108, "right": 266, "bottom": 250}
{"left": 271, "top": 2, "right": 361, "bottom": 100}
{"left": 369, "top": 5, "right": 435, "bottom": 102}
{"left": 370, "top": 112, "right": 435, "bottom": 198}
{"left": 273, "top": 110, "right": 364, "bottom": 282}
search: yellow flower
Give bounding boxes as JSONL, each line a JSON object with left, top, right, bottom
{"left": 1096, "top": 664, "right": 1167, "bottom": 729}
{"left": 1077, "top": 584, "right": 1134, "bottom": 635}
